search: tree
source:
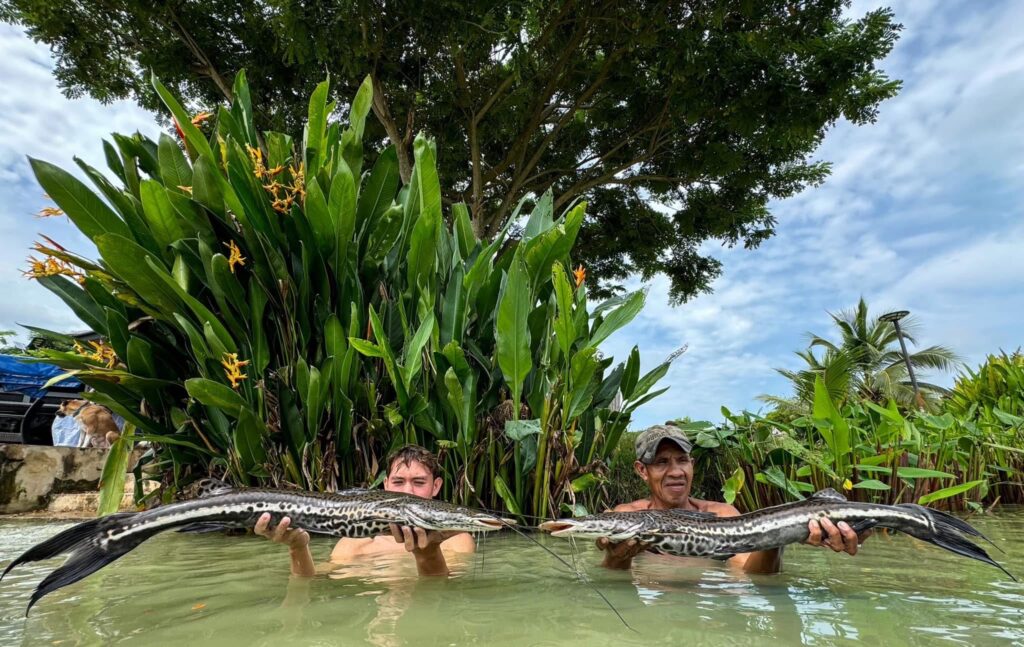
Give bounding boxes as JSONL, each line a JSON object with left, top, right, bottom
{"left": 0, "top": 0, "right": 902, "bottom": 301}
{"left": 764, "top": 298, "right": 959, "bottom": 412}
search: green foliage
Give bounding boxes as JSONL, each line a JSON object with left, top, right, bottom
{"left": 0, "top": 0, "right": 902, "bottom": 301}
{"left": 24, "top": 74, "right": 676, "bottom": 517}
{"left": 947, "top": 351, "right": 1024, "bottom": 419}
{"left": 690, "top": 383, "right": 1024, "bottom": 512}
{"left": 764, "top": 298, "right": 959, "bottom": 413}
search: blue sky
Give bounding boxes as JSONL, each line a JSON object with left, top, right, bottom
{"left": 1, "top": 1, "right": 1022, "bottom": 429}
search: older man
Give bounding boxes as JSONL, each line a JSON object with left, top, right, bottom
{"left": 599, "top": 424, "right": 871, "bottom": 572}
{"left": 256, "top": 444, "right": 473, "bottom": 576}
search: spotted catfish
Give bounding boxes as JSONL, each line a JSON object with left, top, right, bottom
{"left": 540, "top": 488, "right": 1016, "bottom": 579}
{"left": 2, "top": 484, "right": 514, "bottom": 614}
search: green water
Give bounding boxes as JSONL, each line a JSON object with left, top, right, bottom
{"left": 2, "top": 510, "right": 1023, "bottom": 646}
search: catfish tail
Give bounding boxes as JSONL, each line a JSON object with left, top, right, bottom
{"left": 897, "top": 504, "right": 1016, "bottom": 581}
{"left": 1, "top": 512, "right": 164, "bottom": 615}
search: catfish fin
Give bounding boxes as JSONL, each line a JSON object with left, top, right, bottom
{"left": 812, "top": 488, "right": 847, "bottom": 502}
{"left": 665, "top": 509, "right": 716, "bottom": 520}
{"left": 194, "top": 478, "right": 234, "bottom": 498}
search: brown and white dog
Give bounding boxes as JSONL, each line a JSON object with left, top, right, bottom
{"left": 55, "top": 400, "right": 121, "bottom": 449}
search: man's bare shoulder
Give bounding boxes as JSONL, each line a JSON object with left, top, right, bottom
{"left": 690, "top": 498, "right": 741, "bottom": 517}
{"left": 611, "top": 499, "right": 651, "bottom": 512}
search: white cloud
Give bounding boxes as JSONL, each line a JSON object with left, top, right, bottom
{"left": 0, "top": 24, "right": 160, "bottom": 343}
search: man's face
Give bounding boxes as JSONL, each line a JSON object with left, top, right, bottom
{"left": 635, "top": 440, "right": 693, "bottom": 508}
{"left": 385, "top": 459, "right": 442, "bottom": 499}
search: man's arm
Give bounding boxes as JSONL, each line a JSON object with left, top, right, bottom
{"left": 596, "top": 502, "right": 650, "bottom": 570}
{"left": 389, "top": 525, "right": 473, "bottom": 576}
{"left": 254, "top": 513, "right": 316, "bottom": 577}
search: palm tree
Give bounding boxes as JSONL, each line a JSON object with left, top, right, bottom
{"left": 763, "top": 298, "right": 959, "bottom": 413}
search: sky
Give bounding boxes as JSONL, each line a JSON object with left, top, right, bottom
{"left": 0, "top": 1, "right": 1022, "bottom": 430}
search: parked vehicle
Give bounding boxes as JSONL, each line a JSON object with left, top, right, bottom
{"left": 0, "top": 355, "right": 83, "bottom": 445}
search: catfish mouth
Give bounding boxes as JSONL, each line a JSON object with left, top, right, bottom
{"left": 475, "top": 517, "right": 516, "bottom": 530}
{"left": 539, "top": 520, "right": 577, "bottom": 536}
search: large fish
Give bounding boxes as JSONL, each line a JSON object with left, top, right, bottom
{"left": 540, "top": 488, "right": 1015, "bottom": 579}
{"left": 2, "top": 483, "right": 514, "bottom": 613}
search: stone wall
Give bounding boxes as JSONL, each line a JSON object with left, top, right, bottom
{"left": 0, "top": 443, "right": 110, "bottom": 514}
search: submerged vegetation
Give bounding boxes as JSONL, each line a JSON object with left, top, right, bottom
{"left": 23, "top": 74, "right": 677, "bottom": 518}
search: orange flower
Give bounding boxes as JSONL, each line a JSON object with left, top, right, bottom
{"left": 220, "top": 352, "right": 250, "bottom": 389}
{"left": 190, "top": 111, "right": 213, "bottom": 126}
{"left": 224, "top": 240, "right": 246, "bottom": 273}
{"left": 36, "top": 206, "right": 64, "bottom": 218}
{"left": 73, "top": 339, "right": 118, "bottom": 368}
{"left": 573, "top": 264, "right": 586, "bottom": 289}
{"left": 23, "top": 255, "right": 84, "bottom": 283}
{"left": 246, "top": 144, "right": 267, "bottom": 179}
{"left": 172, "top": 118, "right": 186, "bottom": 142}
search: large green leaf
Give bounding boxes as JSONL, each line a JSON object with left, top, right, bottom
{"left": 95, "top": 234, "right": 181, "bottom": 314}
{"left": 329, "top": 162, "right": 357, "bottom": 273}
{"left": 588, "top": 289, "right": 645, "bottom": 349}
{"left": 140, "top": 180, "right": 189, "bottom": 250}
{"left": 157, "top": 133, "right": 192, "bottom": 189}
{"left": 551, "top": 262, "right": 577, "bottom": 357}
{"left": 496, "top": 254, "right": 532, "bottom": 411}
{"left": 152, "top": 74, "right": 216, "bottom": 165}
{"left": 406, "top": 135, "right": 442, "bottom": 299}
{"left": 917, "top": 479, "right": 985, "bottom": 506}
{"left": 357, "top": 146, "right": 400, "bottom": 241}
{"left": 185, "top": 378, "right": 248, "bottom": 416}
{"left": 305, "top": 78, "right": 330, "bottom": 176}
{"left": 30, "top": 158, "right": 132, "bottom": 242}
{"left": 35, "top": 275, "right": 106, "bottom": 335}
{"left": 97, "top": 424, "right": 135, "bottom": 517}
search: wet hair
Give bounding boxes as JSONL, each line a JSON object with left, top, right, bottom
{"left": 386, "top": 444, "right": 440, "bottom": 479}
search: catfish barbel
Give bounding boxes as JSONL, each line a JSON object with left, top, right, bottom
{"left": 540, "top": 488, "right": 1015, "bottom": 579}
{"left": 2, "top": 483, "right": 514, "bottom": 614}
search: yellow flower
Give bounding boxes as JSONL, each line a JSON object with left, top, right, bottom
{"left": 573, "top": 264, "right": 586, "bottom": 289}
{"left": 224, "top": 240, "right": 246, "bottom": 273}
{"left": 73, "top": 339, "right": 118, "bottom": 368}
{"left": 246, "top": 144, "right": 267, "bottom": 179}
{"left": 23, "top": 255, "right": 84, "bottom": 283}
{"left": 36, "top": 206, "right": 64, "bottom": 218}
{"left": 177, "top": 185, "right": 193, "bottom": 194}
{"left": 843, "top": 479, "right": 853, "bottom": 491}
{"left": 190, "top": 111, "right": 213, "bottom": 126}
{"left": 220, "top": 352, "right": 250, "bottom": 389}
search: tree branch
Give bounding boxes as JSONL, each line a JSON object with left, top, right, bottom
{"left": 163, "top": 8, "right": 233, "bottom": 102}
{"left": 371, "top": 75, "right": 413, "bottom": 184}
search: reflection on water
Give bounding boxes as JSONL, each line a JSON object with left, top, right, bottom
{"left": 1, "top": 509, "right": 1022, "bottom": 646}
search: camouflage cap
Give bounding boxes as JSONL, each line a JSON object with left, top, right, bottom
{"left": 635, "top": 424, "right": 692, "bottom": 464}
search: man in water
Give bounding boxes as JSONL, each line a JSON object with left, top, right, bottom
{"left": 599, "top": 424, "right": 872, "bottom": 572}
{"left": 256, "top": 444, "right": 474, "bottom": 576}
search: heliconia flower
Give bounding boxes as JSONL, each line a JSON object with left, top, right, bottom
{"left": 573, "top": 264, "right": 586, "bottom": 289}
{"left": 220, "top": 352, "right": 250, "bottom": 389}
{"left": 23, "top": 254, "right": 83, "bottom": 283}
{"left": 173, "top": 118, "right": 186, "bottom": 142}
{"left": 36, "top": 206, "right": 64, "bottom": 218}
{"left": 224, "top": 240, "right": 246, "bottom": 273}
{"left": 177, "top": 185, "right": 193, "bottom": 194}
{"left": 190, "top": 111, "right": 213, "bottom": 126}
{"left": 73, "top": 339, "right": 118, "bottom": 368}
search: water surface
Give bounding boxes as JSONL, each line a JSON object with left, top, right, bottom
{"left": 1, "top": 509, "right": 1022, "bottom": 646}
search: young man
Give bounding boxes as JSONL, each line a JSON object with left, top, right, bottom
{"left": 255, "top": 444, "right": 474, "bottom": 577}
{"left": 599, "top": 424, "right": 872, "bottom": 573}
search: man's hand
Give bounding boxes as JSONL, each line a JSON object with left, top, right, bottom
{"left": 596, "top": 537, "right": 649, "bottom": 570}
{"left": 254, "top": 513, "right": 310, "bottom": 549}
{"left": 804, "top": 518, "right": 871, "bottom": 556}
{"left": 388, "top": 523, "right": 458, "bottom": 553}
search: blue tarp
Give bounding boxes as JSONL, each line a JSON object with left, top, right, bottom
{"left": 0, "top": 354, "right": 82, "bottom": 398}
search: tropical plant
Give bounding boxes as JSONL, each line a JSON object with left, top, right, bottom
{"left": 691, "top": 376, "right": 1024, "bottom": 513}
{"left": 947, "top": 351, "right": 1024, "bottom": 419}
{"left": 764, "top": 299, "right": 958, "bottom": 413}
{"left": 1, "top": 0, "right": 903, "bottom": 301}
{"left": 22, "top": 73, "right": 673, "bottom": 518}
